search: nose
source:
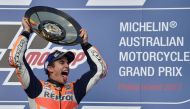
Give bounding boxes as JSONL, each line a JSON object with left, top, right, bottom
{"left": 64, "top": 62, "right": 69, "bottom": 68}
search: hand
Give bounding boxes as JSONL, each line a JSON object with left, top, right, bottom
{"left": 80, "top": 29, "right": 88, "bottom": 44}
{"left": 22, "top": 17, "right": 32, "bottom": 33}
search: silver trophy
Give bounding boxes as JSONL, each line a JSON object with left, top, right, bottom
{"left": 25, "top": 6, "right": 82, "bottom": 46}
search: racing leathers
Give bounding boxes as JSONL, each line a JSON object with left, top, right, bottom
{"left": 9, "top": 32, "right": 107, "bottom": 109}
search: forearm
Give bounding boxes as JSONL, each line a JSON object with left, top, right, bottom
{"left": 81, "top": 42, "right": 107, "bottom": 80}
{"left": 87, "top": 45, "right": 107, "bottom": 79}
{"left": 74, "top": 43, "right": 107, "bottom": 103}
{"left": 9, "top": 32, "right": 42, "bottom": 98}
{"left": 9, "top": 32, "right": 31, "bottom": 88}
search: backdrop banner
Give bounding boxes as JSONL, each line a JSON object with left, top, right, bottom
{"left": 0, "top": 0, "right": 190, "bottom": 109}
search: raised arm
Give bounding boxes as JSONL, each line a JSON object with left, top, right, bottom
{"left": 9, "top": 17, "right": 42, "bottom": 98}
{"left": 74, "top": 29, "right": 107, "bottom": 103}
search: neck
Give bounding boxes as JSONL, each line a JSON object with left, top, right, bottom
{"left": 47, "top": 78, "right": 64, "bottom": 87}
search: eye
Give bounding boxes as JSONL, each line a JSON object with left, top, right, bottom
{"left": 59, "top": 61, "right": 65, "bottom": 64}
{"left": 59, "top": 60, "right": 69, "bottom": 65}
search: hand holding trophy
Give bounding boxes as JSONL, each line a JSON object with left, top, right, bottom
{"left": 25, "top": 6, "right": 82, "bottom": 45}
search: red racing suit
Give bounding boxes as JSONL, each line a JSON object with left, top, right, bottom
{"left": 9, "top": 33, "right": 107, "bottom": 109}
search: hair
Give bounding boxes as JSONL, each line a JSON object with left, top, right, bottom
{"left": 46, "top": 62, "right": 55, "bottom": 77}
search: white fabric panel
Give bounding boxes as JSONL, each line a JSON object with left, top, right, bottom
{"left": 0, "top": 105, "right": 25, "bottom": 109}
{"left": 82, "top": 106, "right": 141, "bottom": 109}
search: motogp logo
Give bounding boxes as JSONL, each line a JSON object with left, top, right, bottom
{"left": 0, "top": 22, "right": 86, "bottom": 85}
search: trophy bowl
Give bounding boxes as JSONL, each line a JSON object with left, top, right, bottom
{"left": 25, "top": 6, "right": 82, "bottom": 46}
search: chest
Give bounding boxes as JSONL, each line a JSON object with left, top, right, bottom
{"left": 40, "top": 83, "right": 75, "bottom": 101}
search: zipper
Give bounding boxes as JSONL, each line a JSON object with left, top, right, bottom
{"left": 59, "top": 90, "right": 62, "bottom": 109}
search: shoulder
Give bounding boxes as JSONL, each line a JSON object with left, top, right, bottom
{"left": 65, "top": 82, "right": 76, "bottom": 89}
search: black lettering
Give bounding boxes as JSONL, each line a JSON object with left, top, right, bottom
{"left": 50, "top": 93, "right": 55, "bottom": 98}
{"left": 44, "top": 91, "right": 50, "bottom": 97}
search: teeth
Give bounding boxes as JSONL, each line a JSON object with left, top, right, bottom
{"left": 61, "top": 71, "right": 68, "bottom": 76}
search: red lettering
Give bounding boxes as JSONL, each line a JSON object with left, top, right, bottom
{"left": 25, "top": 50, "right": 85, "bottom": 69}
{"left": 37, "top": 52, "right": 50, "bottom": 65}
{"left": 71, "top": 52, "right": 85, "bottom": 66}
{"left": 26, "top": 52, "right": 41, "bottom": 65}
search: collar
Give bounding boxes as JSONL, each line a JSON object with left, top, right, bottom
{"left": 47, "top": 78, "right": 64, "bottom": 88}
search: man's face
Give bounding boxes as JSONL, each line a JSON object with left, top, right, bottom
{"left": 48, "top": 57, "right": 70, "bottom": 84}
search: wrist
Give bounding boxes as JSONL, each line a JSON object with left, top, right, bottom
{"left": 81, "top": 42, "right": 92, "bottom": 50}
{"left": 24, "top": 28, "right": 31, "bottom": 33}
{"left": 81, "top": 42, "right": 88, "bottom": 46}
{"left": 21, "top": 31, "right": 31, "bottom": 39}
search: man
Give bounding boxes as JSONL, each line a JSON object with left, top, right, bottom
{"left": 9, "top": 17, "right": 107, "bottom": 109}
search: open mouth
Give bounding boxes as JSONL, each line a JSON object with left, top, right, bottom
{"left": 61, "top": 71, "right": 68, "bottom": 76}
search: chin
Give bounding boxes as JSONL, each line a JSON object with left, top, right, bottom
{"left": 63, "top": 80, "right": 67, "bottom": 84}
{"left": 63, "top": 77, "right": 68, "bottom": 83}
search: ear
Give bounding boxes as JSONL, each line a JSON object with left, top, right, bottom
{"left": 47, "top": 65, "right": 54, "bottom": 73}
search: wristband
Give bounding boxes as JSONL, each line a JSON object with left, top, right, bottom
{"left": 81, "top": 42, "right": 92, "bottom": 50}
{"left": 21, "top": 31, "right": 31, "bottom": 39}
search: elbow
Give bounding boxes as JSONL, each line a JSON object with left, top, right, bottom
{"left": 97, "top": 60, "right": 108, "bottom": 79}
{"left": 99, "top": 69, "right": 107, "bottom": 78}
{"left": 8, "top": 36, "right": 27, "bottom": 68}
{"left": 8, "top": 55, "right": 15, "bottom": 67}
{"left": 9, "top": 51, "right": 19, "bottom": 68}
{"left": 9, "top": 48, "right": 23, "bottom": 68}
{"left": 101, "top": 64, "right": 108, "bottom": 78}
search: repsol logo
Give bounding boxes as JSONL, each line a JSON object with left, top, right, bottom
{"left": 44, "top": 91, "right": 73, "bottom": 101}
